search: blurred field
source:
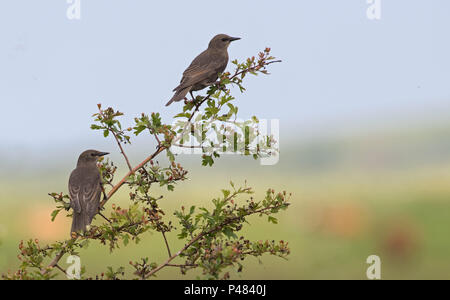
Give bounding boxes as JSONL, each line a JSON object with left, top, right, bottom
{"left": 1, "top": 124, "right": 450, "bottom": 279}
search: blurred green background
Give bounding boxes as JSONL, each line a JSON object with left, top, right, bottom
{"left": 1, "top": 121, "right": 450, "bottom": 280}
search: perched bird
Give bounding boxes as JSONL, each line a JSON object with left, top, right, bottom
{"left": 166, "top": 34, "right": 241, "bottom": 106}
{"left": 68, "top": 150, "right": 109, "bottom": 234}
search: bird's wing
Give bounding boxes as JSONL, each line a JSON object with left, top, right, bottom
{"left": 173, "top": 50, "right": 221, "bottom": 92}
{"left": 69, "top": 172, "right": 101, "bottom": 218}
{"left": 182, "top": 49, "right": 212, "bottom": 78}
{"left": 68, "top": 183, "right": 82, "bottom": 214}
{"left": 82, "top": 183, "right": 102, "bottom": 220}
{"left": 175, "top": 68, "right": 218, "bottom": 91}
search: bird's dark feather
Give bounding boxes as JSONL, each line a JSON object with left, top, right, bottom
{"left": 68, "top": 166, "right": 102, "bottom": 233}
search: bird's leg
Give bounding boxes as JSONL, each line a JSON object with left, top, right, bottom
{"left": 189, "top": 91, "right": 195, "bottom": 102}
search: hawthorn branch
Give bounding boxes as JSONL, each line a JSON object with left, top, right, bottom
{"left": 39, "top": 55, "right": 281, "bottom": 278}
{"left": 143, "top": 189, "right": 287, "bottom": 279}
{"left": 41, "top": 251, "right": 65, "bottom": 275}
{"left": 161, "top": 231, "right": 172, "bottom": 257}
{"left": 112, "top": 130, "right": 133, "bottom": 172}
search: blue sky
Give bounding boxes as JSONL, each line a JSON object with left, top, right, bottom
{"left": 0, "top": 0, "right": 449, "bottom": 157}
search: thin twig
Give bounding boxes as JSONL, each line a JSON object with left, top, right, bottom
{"left": 41, "top": 251, "right": 65, "bottom": 275}
{"left": 166, "top": 263, "right": 198, "bottom": 268}
{"left": 112, "top": 130, "right": 133, "bottom": 171}
{"left": 98, "top": 107, "right": 133, "bottom": 171}
{"left": 144, "top": 232, "right": 205, "bottom": 279}
{"left": 98, "top": 212, "right": 111, "bottom": 223}
{"left": 54, "top": 264, "right": 66, "bottom": 275}
{"left": 231, "top": 59, "right": 282, "bottom": 80}
{"left": 161, "top": 231, "right": 172, "bottom": 257}
{"left": 100, "top": 146, "right": 166, "bottom": 208}
{"left": 153, "top": 133, "right": 162, "bottom": 147}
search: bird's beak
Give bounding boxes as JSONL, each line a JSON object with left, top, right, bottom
{"left": 96, "top": 152, "right": 109, "bottom": 157}
{"left": 228, "top": 37, "right": 241, "bottom": 42}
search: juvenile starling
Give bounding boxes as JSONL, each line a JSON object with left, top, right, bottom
{"left": 166, "top": 34, "right": 241, "bottom": 106}
{"left": 68, "top": 150, "right": 109, "bottom": 234}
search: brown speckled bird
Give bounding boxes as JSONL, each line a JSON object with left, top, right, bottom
{"left": 166, "top": 34, "right": 241, "bottom": 106}
{"left": 69, "top": 150, "right": 109, "bottom": 234}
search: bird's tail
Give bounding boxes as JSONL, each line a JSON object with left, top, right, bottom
{"left": 166, "top": 87, "right": 190, "bottom": 106}
{"left": 71, "top": 212, "right": 91, "bottom": 235}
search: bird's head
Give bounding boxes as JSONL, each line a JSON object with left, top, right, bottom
{"left": 208, "top": 34, "right": 241, "bottom": 50}
{"left": 77, "top": 149, "right": 109, "bottom": 166}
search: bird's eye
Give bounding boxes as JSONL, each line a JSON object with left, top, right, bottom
{"left": 221, "top": 38, "right": 228, "bottom": 42}
{"left": 90, "top": 153, "right": 95, "bottom": 157}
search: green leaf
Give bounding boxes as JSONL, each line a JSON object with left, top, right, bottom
{"left": 50, "top": 209, "right": 60, "bottom": 222}
{"left": 268, "top": 216, "right": 278, "bottom": 224}
{"left": 223, "top": 227, "right": 238, "bottom": 239}
{"left": 222, "top": 189, "right": 230, "bottom": 198}
{"left": 201, "top": 155, "right": 214, "bottom": 167}
{"left": 174, "top": 112, "right": 191, "bottom": 119}
{"left": 90, "top": 124, "right": 103, "bottom": 130}
{"left": 166, "top": 150, "right": 175, "bottom": 162}
{"left": 123, "top": 234, "right": 129, "bottom": 246}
